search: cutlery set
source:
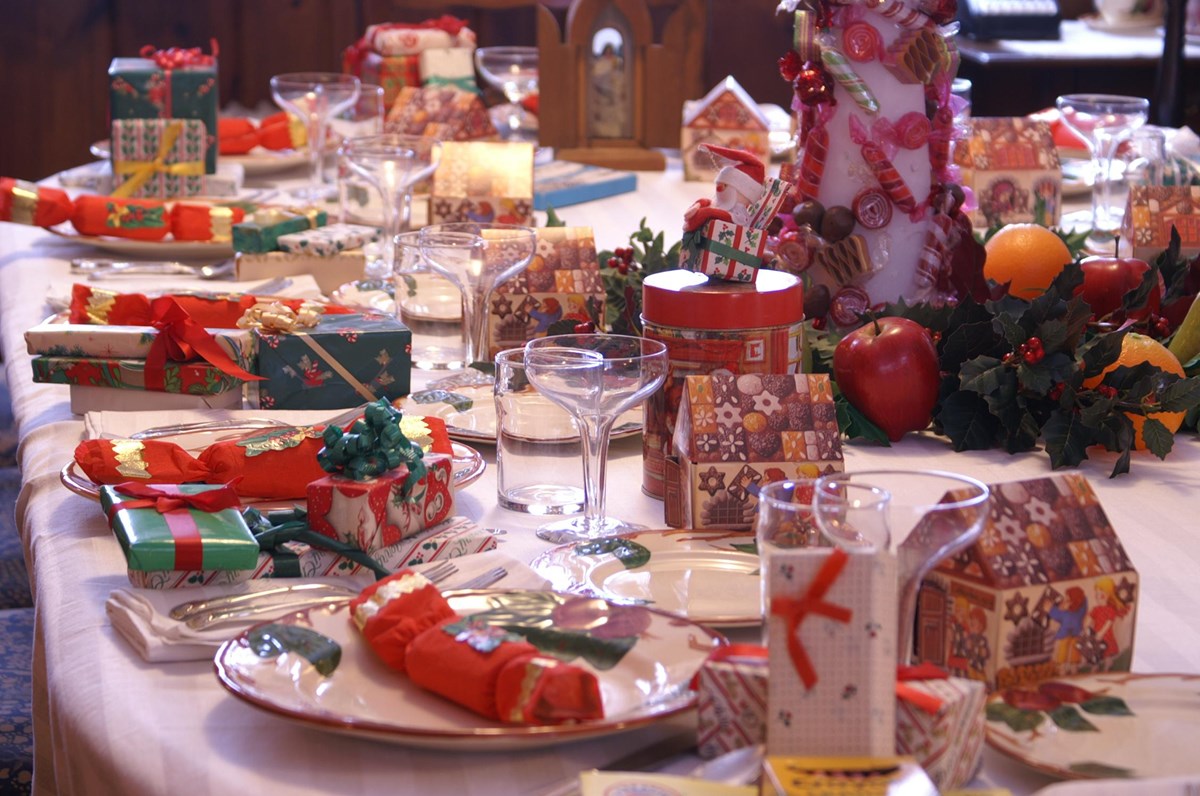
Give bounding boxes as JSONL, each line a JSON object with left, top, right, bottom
{"left": 71, "top": 257, "right": 236, "bottom": 280}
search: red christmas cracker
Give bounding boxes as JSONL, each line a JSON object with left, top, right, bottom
{"left": 75, "top": 438, "right": 213, "bottom": 485}
{"left": 171, "top": 203, "right": 245, "bottom": 242}
{"left": 71, "top": 195, "right": 170, "bottom": 241}
{"left": 850, "top": 115, "right": 917, "bottom": 213}
{"left": 0, "top": 178, "right": 73, "bottom": 227}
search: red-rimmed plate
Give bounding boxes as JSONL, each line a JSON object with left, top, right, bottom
{"left": 214, "top": 589, "right": 725, "bottom": 750}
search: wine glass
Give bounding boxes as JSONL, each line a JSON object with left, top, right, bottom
{"left": 326, "top": 83, "right": 386, "bottom": 185}
{"left": 341, "top": 134, "right": 442, "bottom": 283}
{"left": 1055, "top": 94, "right": 1150, "bottom": 252}
{"left": 270, "top": 72, "right": 361, "bottom": 202}
{"left": 523, "top": 334, "right": 668, "bottom": 543}
{"left": 813, "top": 470, "right": 991, "bottom": 665}
{"left": 474, "top": 46, "right": 539, "bottom": 141}
{"left": 418, "top": 222, "right": 537, "bottom": 368}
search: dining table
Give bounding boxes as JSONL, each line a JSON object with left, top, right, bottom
{"left": 2, "top": 150, "right": 1200, "bottom": 796}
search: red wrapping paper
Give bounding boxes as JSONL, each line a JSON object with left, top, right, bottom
{"left": 71, "top": 195, "right": 170, "bottom": 241}
{"left": 171, "top": 203, "right": 246, "bottom": 242}
{"left": 75, "top": 438, "right": 213, "bottom": 485}
{"left": 1, "top": 177, "right": 73, "bottom": 227}
{"left": 68, "top": 283, "right": 353, "bottom": 327}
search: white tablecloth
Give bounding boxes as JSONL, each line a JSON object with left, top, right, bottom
{"left": 2, "top": 157, "right": 1199, "bottom": 795}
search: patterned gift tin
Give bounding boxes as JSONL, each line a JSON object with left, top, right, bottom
{"left": 640, "top": 268, "right": 804, "bottom": 498}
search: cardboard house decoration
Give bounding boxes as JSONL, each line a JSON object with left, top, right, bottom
{"left": 682, "top": 76, "right": 772, "bottom": 183}
{"left": 953, "top": 117, "right": 1062, "bottom": 229}
{"left": 664, "top": 373, "right": 844, "bottom": 530}
{"left": 916, "top": 473, "right": 1138, "bottom": 692}
{"left": 429, "top": 141, "right": 534, "bottom": 226}
{"left": 1124, "top": 185, "right": 1200, "bottom": 262}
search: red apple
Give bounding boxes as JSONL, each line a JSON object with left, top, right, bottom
{"left": 833, "top": 317, "right": 940, "bottom": 442}
{"left": 1077, "top": 254, "right": 1161, "bottom": 322}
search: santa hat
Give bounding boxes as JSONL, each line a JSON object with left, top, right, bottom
{"left": 702, "top": 143, "right": 765, "bottom": 199}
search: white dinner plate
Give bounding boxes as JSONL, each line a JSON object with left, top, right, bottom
{"left": 45, "top": 225, "right": 236, "bottom": 258}
{"left": 90, "top": 138, "right": 309, "bottom": 176}
{"left": 530, "top": 529, "right": 762, "bottom": 627}
{"left": 395, "top": 273, "right": 462, "bottom": 322}
{"left": 986, "top": 672, "right": 1200, "bottom": 780}
{"left": 214, "top": 589, "right": 725, "bottom": 750}
{"left": 1081, "top": 13, "right": 1162, "bottom": 32}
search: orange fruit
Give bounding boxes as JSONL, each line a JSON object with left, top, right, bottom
{"left": 983, "top": 223, "right": 1073, "bottom": 300}
{"left": 1083, "top": 332, "right": 1186, "bottom": 450}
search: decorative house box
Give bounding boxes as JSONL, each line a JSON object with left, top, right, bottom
{"left": 916, "top": 473, "right": 1138, "bottom": 692}
{"left": 429, "top": 141, "right": 534, "bottom": 226}
{"left": 487, "top": 225, "right": 604, "bottom": 361}
{"left": 895, "top": 670, "right": 987, "bottom": 790}
{"left": 253, "top": 312, "right": 412, "bottom": 410}
{"left": 665, "top": 373, "right": 843, "bottom": 530}
{"left": 696, "top": 646, "right": 769, "bottom": 760}
{"left": 682, "top": 76, "right": 771, "bottom": 183}
{"left": 127, "top": 515, "right": 495, "bottom": 589}
{"left": 306, "top": 453, "right": 455, "bottom": 555}
{"left": 32, "top": 355, "right": 249, "bottom": 396}
{"left": 953, "top": 117, "right": 1062, "bottom": 229}
{"left": 1124, "top": 185, "right": 1200, "bottom": 261}
{"left": 679, "top": 178, "right": 791, "bottom": 283}
{"left": 109, "top": 53, "right": 219, "bottom": 173}
{"left": 766, "top": 548, "right": 898, "bottom": 757}
{"left": 110, "top": 119, "right": 207, "bottom": 199}
{"left": 385, "top": 85, "right": 496, "bottom": 142}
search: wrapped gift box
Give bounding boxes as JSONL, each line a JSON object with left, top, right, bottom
{"left": 306, "top": 453, "right": 454, "bottom": 554}
{"left": 916, "top": 473, "right": 1138, "bottom": 692}
{"left": 681, "top": 76, "right": 772, "bottom": 183}
{"left": 234, "top": 250, "right": 366, "bottom": 295}
{"left": 385, "top": 85, "right": 496, "bottom": 142}
{"left": 126, "top": 515, "right": 494, "bottom": 589}
{"left": 100, "top": 483, "right": 258, "bottom": 572}
{"left": 1124, "top": 185, "right": 1200, "bottom": 261}
{"left": 429, "top": 141, "right": 534, "bottom": 225}
{"left": 110, "top": 118, "right": 207, "bottom": 199}
{"left": 232, "top": 207, "right": 328, "bottom": 254}
{"left": 766, "top": 547, "right": 897, "bottom": 757}
{"left": 953, "top": 117, "right": 1062, "bottom": 229}
{"left": 109, "top": 53, "right": 219, "bottom": 173}
{"left": 32, "top": 355, "right": 249, "bottom": 396}
{"left": 362, "top": 52, "right": 422, "bottom": 106}
{"left": 895, "top": 671, "right": 987, "bottom": 790}
{"left": 679, "top": 179, "right": 790, "bottom": 283}
{"left": 665, "top": 373, "right": 844, "bottom": 530}
{"left": 487, "top": 225, "right": 604, "bottom": 361}
{"left": 253, "top": 312, "right": 412, "bottom": 410}
{"left": 696, "top": 646, "right": 769, "bottom": 759}
{"left": 26, "top": 319, "right": 252, "bottom": 362}
{"left": 276, "top": 222, "right": 381, "bottom": 256}
{"left": 69, "top": 383, "right": 242, "bottom": 414}
{"left": 419, "top": 47, "right": 476, "bottom": 92}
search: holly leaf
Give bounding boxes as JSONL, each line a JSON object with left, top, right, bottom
{"left": 1038, "top": 296, "right": 1094, "bottom": 353}
{"left": 543, "top": 207, "right": 567, "bottom": 227}
{"left": 1049, "top": 704, "right": 1098, "bottom": 732}
{"left": 1043, "top": 408, "right": 1094, "bottom": 469}
{"left": 834, "top": 394, "right": 891, "bottom": 445}
{"left": 1139, "top": 417, "right": 1175, "bottom": 460}
{"left": 1159, "top": 375, "right": 1200, "bottom": 412}
{"left": 1121, "top": 261, "right": 1161, "bottom": 315}
{"left": 994, "top": 312, "right": 1027, "bottom": 349}
{"left": 1078, "top": 328, "right": 1130, "bottom": 380}
{"left": 959, "top": 356, "right": 1006, "bottom": 395}
{"left": 941, "top": 319, "right": 1002, "bottom": 372}
{"left": 938, "top": 390, "right": 1000, "bottom": 450}
{"left": 1111, "top": 448, "right": 1132, "bottom": 477}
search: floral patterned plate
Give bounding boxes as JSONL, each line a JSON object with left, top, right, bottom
{"left": 986, "top": 672, "right": 1200, "bottom": 780}
{"left": 214, "top": 589, "right": 725, "bottom": 750}
{"left": 530, "top": 530, "right": 762, "bottom": 627}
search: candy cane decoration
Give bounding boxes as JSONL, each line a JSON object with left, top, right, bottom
{"left": 819, "top": 43, "right": 880, "bottom": 115}
{"left": 797, "top": 124, "right": 830, "bottom": 201}
{"left": 915, "top": 211, "right": 955, "bottom": 289}
{"left": 866, "top": 0, "right": 933, "bottom": 30}
{"left": 849, "top": 115, "right": 917, "bottom": 213}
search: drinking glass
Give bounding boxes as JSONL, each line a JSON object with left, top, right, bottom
{"left": 475, "top": 46, "right": 539, "bottom": 140}
{"left": 270, "top": 72, "right": 361, "bottom": 202}
{"left": 393, "top": 231, "right": 467, "bottom": 370}
{"left": 813, "top": 470, "right": 990, "bottom": 665}
{"left": 1055, "top": 94, "right": 1150, "bottom": 251}
{"left": 342, "top": 134, "right": 442, "bottom": 282}
{"left": 418, "top": 222, "right": 537, "bottom": 368}
{"left": 753, "top": 480, "right": 823, "bottom": 626}
{"left": 327, "top": 83, "right": 386, "bottom": 185}
{"left": 523, "top": 334, "right": 668, "bottom": 543}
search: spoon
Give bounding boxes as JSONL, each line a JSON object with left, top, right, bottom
{"left": 72, "top": 258, "right": 235, "bottom": 280}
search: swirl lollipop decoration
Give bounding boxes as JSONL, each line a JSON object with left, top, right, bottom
{"left": 317, "top": 399, "right": 428, "bottom": 497}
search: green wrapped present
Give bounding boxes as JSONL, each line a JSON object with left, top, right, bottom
{"left": 233, "top": 207, "right": 329, "bottom": 254}
{"left": 253, "top": 312, "right": 412, "bottom": 410}
{"left": 100, "top": 482, "right": 257, "bottom": 571}
{"left": 108, "top": 46, "right": 219, "bottom": 173}
{"left": 31, "top": 354, "right": 250, "bottom": 395}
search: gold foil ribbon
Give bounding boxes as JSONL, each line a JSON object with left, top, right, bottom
{"left": 85, "top": 288, "right": 118, "bottom": 324}
{"left": 111, "top": 120, "right": 206, "bottom": 199}
{"left": 236, "top": 301, "right": 324, "bottom": 333}
{"left": 399, "top": 416, "right": 433, "bottom": 452}
{"left": 10, "top": 180, "right": 39, "bottom": 226}
{"left": 209, "top": 206, "right": 236, "bottom": 242}
{"left": 112, "top": 439, "right": 151, "bottom": 479}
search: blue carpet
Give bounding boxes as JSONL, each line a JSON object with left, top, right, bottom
{"left": 0, "top": 607, "right": 33, "bottom": 796}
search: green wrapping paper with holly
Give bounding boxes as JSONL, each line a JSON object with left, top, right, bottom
{"left": 99, "top": 482, "right": 258, "bottom": 571}
{"left": 109, "top": 45, "right": 219, "bottom": 173}
{"left": 253, "top": 312, "right": 411, "bottom": 410}
{"left": 31, "top": 354, "right": 248, "bottom": 395}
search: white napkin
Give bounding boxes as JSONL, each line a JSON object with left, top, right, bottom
{"left": 106, "top": 553, "right": 550, "bottom": 663}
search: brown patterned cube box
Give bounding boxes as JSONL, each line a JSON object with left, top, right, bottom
{"left": 916, "top": 472, "right": 1138, "bottom": 692}
{"left": 385, "top": 85, "right": 496, "bottom": 142}
{"left": 1124, "top": 185, "right": 1200, "bottom": 261}
{"left": 664, "top": 373, "right": 844, "bottom": 530}
{"left": 953, "top": 117, "right": 1062, "bottom": 229}
{"left": 428, "top": 141, "right": 534, "bottom": 226}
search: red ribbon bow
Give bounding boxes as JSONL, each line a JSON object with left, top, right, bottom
{"left": 144, "top": 296, "right": 265, "bottom": 391}
{"left": 769, "top": 548, "right": 853, "bottom": 691}
{"left": 139, "top": 40, "right": 219, "bottom": 70}
{"left": 107, "top": 481, "right": 241, "bottom": 571}
{"left": 896, "top": 662, "right": 950, "bottom": 715}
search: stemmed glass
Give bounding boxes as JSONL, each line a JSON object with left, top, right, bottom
{"left": 418, "top": 222, "right": 537, "bottom": 368}
{"left": 270, "top": 72, "right": 361, "bottom": 202}
{"left": 341, "top": 134, "right": 442, "bottom": 283}
{"left": 813, "top": 470, "right": 991, "bottom": 665}
{"left": 1055, "top": 94, "right": 1150, "bottom": 251}
{"left": 474, "top": 46, "right": 539, "bottom": 141}
{"left": 523, "top": 334, "right": 668, "bottom": 544}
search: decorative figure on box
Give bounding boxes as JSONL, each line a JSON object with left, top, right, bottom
{"left": 1088, "top": 576, "right": 1129, "bottom": 660}
{"left": 1044, "top": 586, "right": 1087, "bottom": 668}
{"left": 683, "top": 144, "right": 768, "bottom": 232}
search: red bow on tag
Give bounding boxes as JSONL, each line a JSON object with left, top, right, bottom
{"left": 144, "top": 296, "right": 264, "bottom": 391}
{"left": 770, "top": 548, "right": 853, "bottom": 691}
{"left": 107, "top": 481, "right": 241, "bottom": 571}
{"left": 896, "top": 662, "right": 950, "bottom": 715}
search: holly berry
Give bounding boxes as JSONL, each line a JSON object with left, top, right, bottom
{"left": 1097, "top": 385, "right": 1118, "bottom": 399}
{"left": 1150, "top": 314, "right": 1171, "bottom": 339}
{"left": 606, "top": 256, "right": 622, "bottom": 269}
{"left": 1017, "top": 336, "right": 1045, "bottom": 365}
{"left": 1048, "top": 383, "right": 1065, "bottom": 401}
{"left": 573, "top": 321, "right": 596, "bottom": 334}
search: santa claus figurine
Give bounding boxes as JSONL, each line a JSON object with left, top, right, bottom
{"left": 683, "top": 144, "right": 768, "bottom": 232}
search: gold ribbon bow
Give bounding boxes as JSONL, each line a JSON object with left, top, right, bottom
{"left": 236, "top": 301, "right": 325, "bottom": 333}
{"left": 111, "top": 120, "right": 206, "bottom": 198}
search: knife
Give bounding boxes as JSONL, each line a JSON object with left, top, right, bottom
{"left": 535, "top": 730, "right": 697, "bottom": 796}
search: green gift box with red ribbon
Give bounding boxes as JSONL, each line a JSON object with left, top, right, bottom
{"left": 253, "top": 312, "right": 411, "bottom": 410}
{"left": 99, "top": 482, "right": 258, "bottom": 572}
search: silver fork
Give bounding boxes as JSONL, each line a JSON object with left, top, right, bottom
{"left": 130, "top": 403, "right": 372, "bottom": 440}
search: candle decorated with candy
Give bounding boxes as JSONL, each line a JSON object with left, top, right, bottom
{"left": 778, "top": 0, "right": 971, "bottom": 313}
